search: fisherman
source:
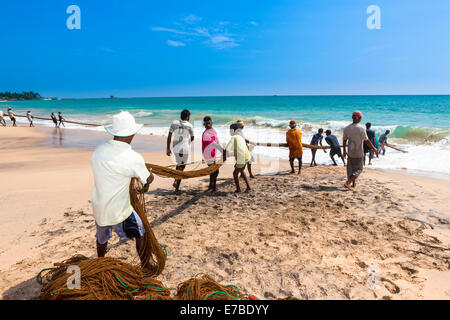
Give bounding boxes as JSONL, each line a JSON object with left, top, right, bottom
{"left": 325, "top": 129, "right": 345, "bottom": 166}
{"left": 343, "top": 111, "right": 378, "bottom": 190}
{"left": 0, "top": 110, "right": 6, "bottom": 126}
{"left": 26, "top": 110, "right": 34, "bottom": 127}
{"left": 310, "top": 128, "right": 326, "bottom": 167}
{"left": 285, "top": 120, "right": 303, "bottom": 174}
{"left": 236, "top": 120, "right": 255, "bottom": 178}
{"left": 57, "top": 112, "right": 65, "bottom": 127}
{"left": 364, "top": 122, "right": 376, "bottom": 165}
{"left": 51, "top": 112, "right": 58, "bottom": 127}
{"left": 7, "top": 107, "right": 16, "bottom": 126}
{"left": 202, "top": 116, "right": 221, "bottom": 192}
{"left": 91, "top": 111, "right": 155, "bottom": 270}
{"left": 166, "top": 109, "right": 194, "bottom": 193}
{"left": 378, "top": 129, "right": 390, "bottom": 155}
{"left": 226, "top": 123, "right": 251, "bottom": 193}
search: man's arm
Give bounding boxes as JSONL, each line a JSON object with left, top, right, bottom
{"left": 190, "top": 127, "right": 194, "bottom": 142}
{"left": 166, "top": 132, "right": 172, "bottom": 156}
{"left": 342, "top": 138, "right": 348, "bottom": 159}
{"left": 142, "top": 170, "right": 154, "bottom": 193}
{"left": 364, "top": 139, "right": 379, "bottom": 157}
{"left": 320, "top": 137, "right": 326, "bottom": 153}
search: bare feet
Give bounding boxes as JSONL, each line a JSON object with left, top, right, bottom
{"left": 344, "top": 181, "right": 353, "bottom": 191}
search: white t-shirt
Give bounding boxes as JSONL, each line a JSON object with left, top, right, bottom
{"left": 343, "top": 123, "right": 368, "bottom": 158}
{"left": 91, "top": 140, "right": 150, "bottom": 226}
{"left": 169, "top": 120, "right": 194, "bottom": 154}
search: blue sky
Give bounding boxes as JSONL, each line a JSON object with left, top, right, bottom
{"left": 0, "top": 0, "right": 449, "bottom": 98}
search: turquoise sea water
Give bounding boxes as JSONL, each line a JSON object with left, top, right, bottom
{"left": 3, "top": 95, "right": 450, "bottom": 135}
{"left": 2, "top": 95, "right": 450, "bottom": 176}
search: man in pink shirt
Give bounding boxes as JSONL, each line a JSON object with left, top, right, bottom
{"left": 202, "top": 116, "right": 220, "bottom": 192}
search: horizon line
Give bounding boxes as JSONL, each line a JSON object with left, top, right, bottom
{"left": 38, "top": 93, "right": 450, "bottom": 100}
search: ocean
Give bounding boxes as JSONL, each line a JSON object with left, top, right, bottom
{"left": 2, "top": 95, "right": 450, "bottom": 179}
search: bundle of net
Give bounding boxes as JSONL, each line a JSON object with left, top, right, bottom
{"left": 37, "top": 255, "right": 171, "bottom": 300}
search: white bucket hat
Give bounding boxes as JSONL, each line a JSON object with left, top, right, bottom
{"left": 104, "top": 111, "right": 143, "bottom": 137}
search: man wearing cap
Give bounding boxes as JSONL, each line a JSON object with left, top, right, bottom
{"left": 91, "top": 111, "right": 155, "bottom": 270}
{"left": 343, "top": 111, "right": 378, "bottom": 190}
{"left": 286, "top": 120, "right": 303, "bottom": 174}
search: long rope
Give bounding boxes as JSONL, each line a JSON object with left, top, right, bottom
{"left": 13, "top": 114, "right": 102, "bottom": 127}
{"left": 256, "top": 142, "right": 340, "bottom": 150}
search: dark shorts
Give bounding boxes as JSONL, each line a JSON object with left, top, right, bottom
{"left": 289, "top": 156, "right": 302, "bottom": 162}
{"left": 347, "top": 157, "right": 364, "bottom": 180}
{"left": 234, "top": 162, "right": 248, "bottom": 169}
{"left": 95, "top": 210, "right": 145, "bottom": 245}
{"left": 207, "top": 163, "right": 219, "bottom": 178}
{"left": 330, "top": 148, "right": 342, "bottom": 158}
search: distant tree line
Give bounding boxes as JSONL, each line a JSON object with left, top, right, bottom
{"left": 0, "top": 91, "right": 42, "bottom": 100}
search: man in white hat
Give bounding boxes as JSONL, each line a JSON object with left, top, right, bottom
{"left": 91, "top": 111, "right": 154, "bottom": 270}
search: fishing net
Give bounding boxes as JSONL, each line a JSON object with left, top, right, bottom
{"left": 35, "top": 168, "right": 297, "bottom": 300}
{"left": 145, "top": 163, "right": 222, "bottom": 179}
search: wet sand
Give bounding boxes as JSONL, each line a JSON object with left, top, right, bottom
{"left": 0, "top": 125, "right": 449, "bottom": 300}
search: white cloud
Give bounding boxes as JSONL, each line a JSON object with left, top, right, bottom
{"left": 152, "top": 27, "right": 190, "bottom": 35}
{"left": 210, "top": 35, "right": 232, "bottom": 44}
{"left": 182, "top": 14, "right": 202, "bottom": 24}
{"left": 167, "top": 40, "right": 186, "bottom": 47}
{"left": 249, "top": 21, "right": 258, "bottom": 26}
{"left": 208, "top": 35, "right": 238, "bottom": 49}
{"left": 152, "top": 15, "right": 240, "bottom": 50}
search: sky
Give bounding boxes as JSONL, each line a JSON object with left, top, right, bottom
{"left": 0, "top": 0, "right": 450, "bottom": 98}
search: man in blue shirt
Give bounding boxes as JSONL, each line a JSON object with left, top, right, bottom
{"left": 310, "top": 128, "right": 325, "bottom": 167}
{"left": 364, "top": 122, "right": 376, "bottom": 165}
{"left": 378, "top": 130, "right": 390, "bottom": 155}
{"left": 325, "top": 130, "right": 345, "bottom": 166}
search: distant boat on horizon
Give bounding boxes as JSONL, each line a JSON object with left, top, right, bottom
{"left": 110, "top": 95, "right": 117, "bottom": 99}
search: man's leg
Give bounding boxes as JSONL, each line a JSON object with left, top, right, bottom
{"left": 340, "top": 155, "right": 346, "bottom": 166}
{"left": 331, "top": 154, "right": 338, "bottom": 166}
{"left": 345, "top": 157, "right": 362, "bottom": 189}
{"left": 240, "top": 167, "right": 251, "bottom": 191}
{"left": 96, "top": 240, "right": 108, "bottom": 257}
{"left": 289, "top": 159, "right": 295, "bottom": 173}
{"left": 233, "top": 168, "right": 241, "bottom": 192}
{"left": 95, "top": 224, "right": 112, "bottom": 257}
{"left": 310, "top": 150, "right": 316, "bottom": 167}
{"left": 369, "top": 150, "right": 374, "bottom": 165}
{"left": 247, "top": 163, "right": 255, "bottom": 179}
{"left": 297, "top": 157, "right": 302, "bottom": 174}
{"left": 211, "top": 169, "right": 219, "bottom": 192}
{"left": 174, "top": 163, "right": 186, "bottom": 192}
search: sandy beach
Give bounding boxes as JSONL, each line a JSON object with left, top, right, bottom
{"left": 0, "top": 126, "right": 449, "bottom": 300}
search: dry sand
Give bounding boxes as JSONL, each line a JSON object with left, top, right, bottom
{"left": 0, "top": 126, "right": 449, "bottom": 300}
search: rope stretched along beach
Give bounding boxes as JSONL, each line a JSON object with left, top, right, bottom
{"left": 14, "top": 114, "right": 102, "bottom": 127}
{"left": 256, "top": 142, "right": 341, "bottom": 150}
{"left": 379, "top": 142, "right": 408, "bottom": 153}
